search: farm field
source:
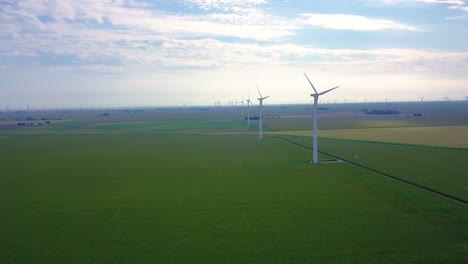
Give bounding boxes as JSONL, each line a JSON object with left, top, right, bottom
{"left": 281, "top": 135, "right": 468, "bottom": 201}
{"left": 0, "top": 134, "right": 467, "bottom": 263}
{"left": 0, "top": 102, "right": 467, "bottom": 263}
{"left": 320, "top": 125, "right": 468, "bottom": 148}
{"left": 3, "top": 118, "right": 251, "bottom": 135}
{"left": 269, "top": 125, "right": 468, "bottom": 148}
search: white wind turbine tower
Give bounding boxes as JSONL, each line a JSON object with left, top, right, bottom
{"left": 240, "top": 97, "right": 244, "bottom": 118}
{"left": 246, "top": 91, "right": 252, "bottom": 127}
{"left": 257, "top": 86, "right": 270, "bottom": 139}
{"left": 303, "top": 73, "right": 339, "bottom": 163}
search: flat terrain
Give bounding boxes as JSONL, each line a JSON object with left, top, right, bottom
{"left": 0, "top": 102, "right": 467, "bottom": 263}
{"left": 270, "top": 125, "right": 468, "bottom": 148}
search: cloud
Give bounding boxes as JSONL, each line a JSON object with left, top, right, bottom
{"left": 3, "top": 34, "right": 468, "bottom": 81}
{"left": 364, "top": 0, "right": 468, "bottom": 11}
{"left": 0, "top": 0, "right": 296, "bottom": 42}
{"left": 184, "top": 0, "right": 267, "bottom": 11}
{"left": 1, "top": 0, "right": 466, "bottom": 106}
{"left": 299, "top": 14, "right": 421, "bottom": 31}
{"left": 1, "top": 1, "right": 465, "bottom": 82}
{"left": 448, "top": 3, "right": 468, "bottom": 10}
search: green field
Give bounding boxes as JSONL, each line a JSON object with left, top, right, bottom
{"left": 1, "top": 103, "right": 467, "bottom": 263}
{"left": 270, "top": 126, "right": 468, "bottom": 148}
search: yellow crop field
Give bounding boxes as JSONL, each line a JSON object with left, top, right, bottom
{"left": 271, "top": 126, "right": 468, "bottom": 148}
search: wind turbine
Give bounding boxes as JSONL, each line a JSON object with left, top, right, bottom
{"left": 246, "top": 91, "right": 252, "bottom": 127}
{"left": 257, "top": 86, "right": 270, "bottom": 139}
{"left": 303, "top": 73, "right": 339, "bottom": 164}
{"left": 419, "top": 96, "right": 425, "bottom": 103}
{"left": 240, "top": 97, "right": 244, "bottom": 118}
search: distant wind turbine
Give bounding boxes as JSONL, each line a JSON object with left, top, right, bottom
{"left": 419, "top": 96, "right": 425, "bottom": 103}
{"left": 246, "top": 90, "right": 252, "bottom": 127}
{"left": 257, "top": 86, "right": 270, "bottom": 140}
{"left": 303, "top": 73, "right": 339, "bottom": 164}
{"left": 241, "top": 97, "right": 244, "bottom": 118}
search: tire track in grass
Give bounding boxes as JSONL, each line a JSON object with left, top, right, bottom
{"left": 276, "top": 136, "right": 468, "bottom": 205}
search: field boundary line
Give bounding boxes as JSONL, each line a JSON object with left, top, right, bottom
{"left": 320, "top": 137, "right": 468, "bottom": 151}
{"left": 276, "top": 136, "right": 468, "bottom": 206}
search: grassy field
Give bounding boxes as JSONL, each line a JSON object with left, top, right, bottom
{"left": 1, "top": 134, "right": 467, "bottom": 263}
{"left": 270, "top": 125, "right": 468, "bottom": 148}
{"left": 281, "top": 135, "right": 468, "bottom": 201}
{"left": 1, "top": 102, "right": 467, "bottom": 263}
{"left": 4, "top": 118, "right": 251, "bottom": 135}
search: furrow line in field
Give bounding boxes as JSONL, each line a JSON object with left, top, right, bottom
{"left": 276, "top": 137, "right": 468, "bottom": 206}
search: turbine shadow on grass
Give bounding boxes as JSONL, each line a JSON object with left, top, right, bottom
{"left": 276, "top": 137, "right": 343, "bottom": 164}
{"left": 318, "top": 159, "right": 344, "bottom": 164}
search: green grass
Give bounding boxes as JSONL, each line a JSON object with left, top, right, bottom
{"left": 1, "top": 134, "right": 467, "bottom": 263}
{"left": 282, "top": 135, "right": 468, "bottom": 201}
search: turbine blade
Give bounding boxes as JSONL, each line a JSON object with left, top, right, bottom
{"left": 318, "top": 86, "right": 339, "bottom": 96}
{"left": 256, "top": 85, "right": 262, "bottom": 98}
{"left": 263, "top": 95, "right": 271, "bottom": 100}
{"left": 303, "top": 72, "right": 318, "bottom": 94}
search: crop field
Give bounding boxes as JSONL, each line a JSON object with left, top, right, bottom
{"left": 4, "top": 118, "right": 251, "bottom": 135}
{"left": 1, "top": 102, "right": 467, "bottom": 263}
{"left": 269, "top": 125, "right": 468, "bottom": 148}
{"left": 319, "top": 126, "right": 468, "bottom": 148}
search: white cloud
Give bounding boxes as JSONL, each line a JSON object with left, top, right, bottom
{"left": 299, "top": 14, "right": 421, "bottom": 31}
{"left": 0, "top": 0, "right": 464, "bottom": 76}
{"left": 448, "top": 3, "right": 468, "bottom": 10}
{"left": 1, "top": 0, "right": 467, "bottom": 106}
{"left": 364, "top": 0, "right": 468, "bottom": 11}
{"left": 0, "top": 0, "right": 296, "bottom": 42}
{"left": 184, "top": 0, "right": 267, "bottom": 11}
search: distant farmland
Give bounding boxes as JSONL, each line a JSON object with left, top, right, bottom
{"left": 270, "top": 125, "right": 468, "bottom": 148}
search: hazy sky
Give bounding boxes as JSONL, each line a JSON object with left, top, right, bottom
{"left": 1, "top": 0, "right": 468, "bottom": 108}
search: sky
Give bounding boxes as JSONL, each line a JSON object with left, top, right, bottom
{"left": 1, "top": 0, "right": 468, "bottom": 108}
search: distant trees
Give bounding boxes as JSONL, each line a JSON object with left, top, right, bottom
{"left": 365, "top": 109, "right": 400, "bottom": 115}
{"left": 245, "top": 116, "right": 260, "bottom": 120}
